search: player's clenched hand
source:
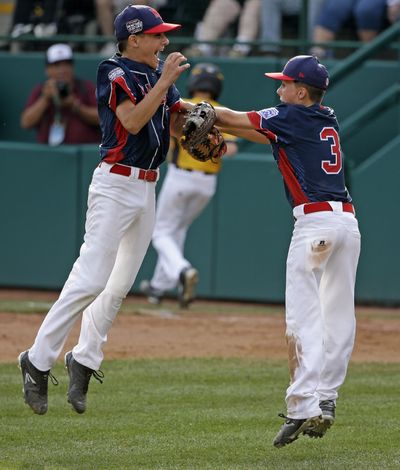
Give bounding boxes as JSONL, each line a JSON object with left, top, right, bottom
{"left": 160, "top": 52, "right": 190, "bottom": 86}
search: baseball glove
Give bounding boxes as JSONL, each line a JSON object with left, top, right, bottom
{"left": 180, "top": 101, "right": 227, "bottom": 162}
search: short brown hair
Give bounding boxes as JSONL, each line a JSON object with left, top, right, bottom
{"left": 117, "top": 40, "right": 128, "bottom": 53}
{"left": 294, "top": 81, "right": 325, "bottom": 103}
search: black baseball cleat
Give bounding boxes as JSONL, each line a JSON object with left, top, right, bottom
{"left": 320, "top": 399, "right": 336, "bottom": 421}
{"left": 139, "top": 279, "right": 164, "bottom": 305}
{"left": 178, "top": 267, "right": 199, "bottom": 308}
{"left": 18, "top": 350, "right": 58, "bottom": 415}
{"left": 304, "top": 400, "right": 336, "bottom": 438}
{"left": 273, "top": 413, "right": 323, "bottom": 448}
{"left": 65, "top": 351, "right": 104, "bottom": 414}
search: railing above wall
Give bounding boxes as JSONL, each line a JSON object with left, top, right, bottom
{"left": 0, "top": 34, "right": 398, "bottom": 57}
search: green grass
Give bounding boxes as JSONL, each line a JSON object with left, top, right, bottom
{"left": 0, "top": 300, "right": 54, "bottom": 314}
{"left": 0, "top": 298, "right": 280, "bottom": 316}
{"left": 0, "top": 297, "right": 396, "bottom": 319}
{"left": 1, "top": 359, "right": 400, "bottom": 470}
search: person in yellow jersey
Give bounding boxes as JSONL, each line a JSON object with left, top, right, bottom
{"left": 140, "top": 63, "right": 238, "bottom": 307}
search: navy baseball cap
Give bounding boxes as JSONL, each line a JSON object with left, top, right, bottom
{"left": 114, "top": 5, "right": 181, "bottom": 41}
{"left": 265, "top": 55, "right": 330, "bottom": 90}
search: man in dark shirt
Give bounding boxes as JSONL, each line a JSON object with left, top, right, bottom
{"left": 21, "top": 43, "right": 100, "bottom": 145}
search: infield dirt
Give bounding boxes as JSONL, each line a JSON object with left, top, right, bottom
{"left": 0, "top": 289, "right": 399, "bottom": 363}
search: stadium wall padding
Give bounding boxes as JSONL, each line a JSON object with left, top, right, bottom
{"left": 1, "top": 141, "right": 400, "bottom": 304}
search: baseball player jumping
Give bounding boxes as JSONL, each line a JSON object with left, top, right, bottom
{"left": 140, "top": 63, "right": 238, "bottom": 308}
{"left": 212, "top": 55, "right": 361, "bottom": 447}
{"left": 18, "top": 4, "right": 197, "bottom": 415}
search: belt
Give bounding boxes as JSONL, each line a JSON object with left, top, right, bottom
{"left": 303, "top": 201, "right": 355, "bottom": 215}
{"left": 294, "top": 201, "right": 355, "bottom": 219}
{"left": 103, "top": 163, "right": 158, "bottom": 182}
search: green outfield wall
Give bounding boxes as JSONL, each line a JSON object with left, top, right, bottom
{"left": 1, "top": 140, "right": 400, "bottom": 304}
{"left": 0, "top": 52, "right": 399, "bottom": 303}
{"left": 352, "top": 135, "right": 400, "bottom": 304}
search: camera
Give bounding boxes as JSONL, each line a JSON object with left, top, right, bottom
{"left": 56, "top": 80, "right": 70, "bottom": 99}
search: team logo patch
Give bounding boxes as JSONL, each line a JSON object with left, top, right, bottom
{"left": 108, "top": 67, "right": 124, "bottom": 81}
{"left": 126, "top": 19, "right": 143, "bottom": 34}
{"left": 261, "top": 107, "right": 279, "bottom": 120}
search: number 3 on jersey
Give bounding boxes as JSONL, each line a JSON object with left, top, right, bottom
{"left": 320, "top": 127, "right": 342, "bottom": 174}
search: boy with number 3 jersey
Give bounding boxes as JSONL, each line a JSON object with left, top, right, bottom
{"left": 214, "top": 55, "right": 361, "bottom": 448}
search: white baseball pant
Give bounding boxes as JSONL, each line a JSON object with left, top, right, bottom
{"left": 285, "top": 202, "right": 361, "bottom": 419}
{"left": 151, "top": 164, "right": 217, "bottom": 291}
{"left": 29, "top": 162, "right": 156, "bottom": 371}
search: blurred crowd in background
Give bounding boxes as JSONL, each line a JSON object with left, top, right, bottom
{"left": 0, "top": 0, "right": 399, "bottom": 58}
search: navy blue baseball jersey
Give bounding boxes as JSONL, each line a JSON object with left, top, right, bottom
{"left": 248, "top": 103, "right": 351, "bottom": 208}
{"left": 96, "top": 56, "right": 181, "bottom": 169}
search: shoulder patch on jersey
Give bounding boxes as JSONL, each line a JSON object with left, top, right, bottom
{"left": 108, "top": 67, "right": 125, "bottom": 81}
{"left": 260, "top": 107, "right": 279, "bottom": 120}
{"left": 326, "top": 106, "right": 335, "bottom": 116}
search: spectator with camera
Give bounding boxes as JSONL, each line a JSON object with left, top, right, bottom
{"left": 21, "top": 43, "right": 100, "bottom": 145}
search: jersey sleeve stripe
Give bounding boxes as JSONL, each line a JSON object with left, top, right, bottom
{"left": 109, "top": 75, "right": 137, "bottom": 111}
{"left": 247, "top": 111, "right": 261, "bottom": 128}
{"left": 169, "top": 100, "right": 181, "bottom": 113}
{"left": 247, "top": 111, "right": 278, "bottom": 142}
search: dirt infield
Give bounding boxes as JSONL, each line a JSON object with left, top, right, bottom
{"left": 1, "top": 289, "right": 399, "bottom": 363}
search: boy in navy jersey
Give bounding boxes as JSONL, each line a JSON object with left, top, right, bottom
{"left": 214, "top": 55, "right": 361, "bottom": 448}
{"left": 18, "top": 4, "right": 193, "bottom": 415}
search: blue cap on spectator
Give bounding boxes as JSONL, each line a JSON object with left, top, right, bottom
{"left": 114, "top": 5, "right": 181, "bottom": 41}
{"left": 265, "top": 55, "right": 329, "bottom": 90}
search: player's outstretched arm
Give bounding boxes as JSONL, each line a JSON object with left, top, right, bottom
{"left": 214, "top": 107, "right": 252, "bottom": 129}
{"left": 215, "top": 107, "right": 270, "bottom": 144}
{"left": 218, "top": 127, "right": 270, "bottom": 144}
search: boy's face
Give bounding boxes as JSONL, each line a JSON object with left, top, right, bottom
{"left": 134, "top": 32, "right": 169, "bottom": 69}
{"left": 277, "top": 80, "right": 302, "bottom": 104}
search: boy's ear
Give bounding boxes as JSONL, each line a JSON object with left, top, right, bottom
{"left": 128, "top": 34, "right": 140, "bottom": 48}
{"left": 297, "top": 86, "right": 306, "bottom": 99}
